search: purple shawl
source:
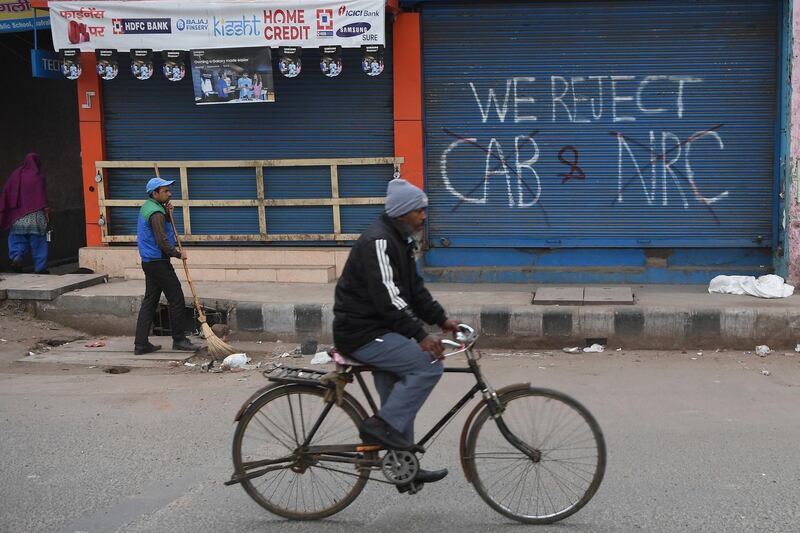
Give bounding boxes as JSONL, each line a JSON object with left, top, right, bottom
{"left": 0, "top": 153, "right": 49, "bottom": 230}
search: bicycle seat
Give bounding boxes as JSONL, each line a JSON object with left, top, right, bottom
{"left": 330, "top": 348, "right": 373, "bottom": 369}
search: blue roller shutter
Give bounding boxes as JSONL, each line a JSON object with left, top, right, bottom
{"left": 103, "top": 45, "right": 393, "bottom": 239}
{"left": 422, "top": 0, "right": 779, "bottom": 248}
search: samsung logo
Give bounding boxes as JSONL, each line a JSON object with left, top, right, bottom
{"left": 336, "top": 22, "right": 370, "bottom": 37}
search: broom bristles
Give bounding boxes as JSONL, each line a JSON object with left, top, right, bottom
{"left": 201, "top": 322, "right": 236, "bottom": 357}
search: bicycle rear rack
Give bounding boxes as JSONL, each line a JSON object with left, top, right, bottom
{"left": 266, "top": 366, "right": 330, "bottom": 386}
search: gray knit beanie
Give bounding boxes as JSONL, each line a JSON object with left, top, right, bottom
{"left": 385, "top": 178, "right": 428, "bottom": 218}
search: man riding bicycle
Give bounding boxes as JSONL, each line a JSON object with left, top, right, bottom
{"left": 333, "top": 178, "right": 460, "bottom": 490}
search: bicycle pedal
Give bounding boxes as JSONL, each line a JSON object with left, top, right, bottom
{"left": 396, "top": 481, "right": 424, "bottom": 495}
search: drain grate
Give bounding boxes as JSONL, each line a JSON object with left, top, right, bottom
{"left": 153, "top": 304, "right": 228, "bottom": 337}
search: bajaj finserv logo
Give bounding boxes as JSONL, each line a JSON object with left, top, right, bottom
{"left": 176, "top": 18, "right": 209, "bottom": 32}
{"left": 213, "top": 15, "right": 260, "bottom": 37}
{"left": 112, "top": 18, "right": 171, "bottom": 34}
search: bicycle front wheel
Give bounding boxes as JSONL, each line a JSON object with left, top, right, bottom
{"left": 464, "top": 387, "right": 606, "bottom": 524}
{"left": 232, "top": 384, "right": 373, "bottom": 520}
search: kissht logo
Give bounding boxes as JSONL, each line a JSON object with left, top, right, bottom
{"left": 336, "top": 22, "right": 371, "bottom": 38}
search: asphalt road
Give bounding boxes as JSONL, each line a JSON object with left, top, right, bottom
{"left": 1, "top": 340, "right": 798, "bottom": 533}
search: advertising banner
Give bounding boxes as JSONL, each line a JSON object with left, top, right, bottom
{"left": 0, "top": 0, "right": 50, "bottom": 33}
{"left": 190, "top": 46, "right": 275, "bottom": 105}
{"left": 49, "top": 0, "right": 384, "bottom": 51}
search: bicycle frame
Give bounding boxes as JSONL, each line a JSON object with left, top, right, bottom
{"left": 299, "top": 344, "right": 540, "bottom": 464}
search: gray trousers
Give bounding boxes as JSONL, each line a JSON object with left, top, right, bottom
{"left": 352, "top": 332, "right": 444, "bottom": 443}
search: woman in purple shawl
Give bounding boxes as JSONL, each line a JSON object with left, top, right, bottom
{"left": 0, "top": 153, "right": 51, "bottom": 273}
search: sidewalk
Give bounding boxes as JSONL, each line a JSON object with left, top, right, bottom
{"left": 28, "top": 278, "right": 800, "bottom": 349}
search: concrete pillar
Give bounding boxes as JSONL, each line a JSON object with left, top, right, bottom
{"left": 788, "top": 0, "right": 800, "bottom": 284}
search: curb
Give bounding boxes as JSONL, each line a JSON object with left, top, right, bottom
{"left": 31, "top": 292, "right": 800, "bottom": 349}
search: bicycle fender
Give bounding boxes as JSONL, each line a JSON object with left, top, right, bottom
{"left": 458, "top": 383, "right": 531, "bottom": 483}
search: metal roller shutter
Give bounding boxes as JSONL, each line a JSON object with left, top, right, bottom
{"left": 422, "top": 0, "right": 779, "bottom": 249}
{"left": 103, "top": 44, "right": 393, "bottom": 238}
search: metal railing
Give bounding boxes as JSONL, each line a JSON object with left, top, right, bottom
{"left": 94, "top": 157, "right": 402, "bottom": 243}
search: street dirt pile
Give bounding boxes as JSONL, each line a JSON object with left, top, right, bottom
{"left": 0, "top": 301, "right": 86, "bottom": 368}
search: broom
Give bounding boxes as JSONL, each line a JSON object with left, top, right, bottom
{"left": 155, "top": 165, "right": 236, "bottom": 358}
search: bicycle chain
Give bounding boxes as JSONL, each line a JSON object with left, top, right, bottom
{"left": 310, "top": 462, "right": 399, "bottom": 486}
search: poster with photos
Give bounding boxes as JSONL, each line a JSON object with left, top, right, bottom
{"left": 361, "top": 45, "right": 384, "bottom": 77}
{"left": 59, "top": 48, "right": 82, "bottom": 80}
{"left": 162, "top": 50, "right": 186, "bottom": 82}
{"left": 278, "top": 47, "right": 301, "bottom": 78}
{"left": 95, "top": 49, "right": 118, "bottom": 80}
{"left": 130, "top": 49, "right": 154, "bottom": 80}
{"left": 319, "top": 46, "right": 342, "bottom": 78}
{"left": 190, "top": 47, "right": 275, "bottom": 105}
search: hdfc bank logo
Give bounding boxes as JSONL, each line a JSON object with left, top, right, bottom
{"left": 316, "top": 8, "right": 333, "bottom": 37}
{"left": 112, "top": 18, "right": 171, "bottom": 34}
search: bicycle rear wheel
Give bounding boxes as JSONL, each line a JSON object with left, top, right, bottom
{"left": 232, "top": 384, "right": 374, "bottom": 520}
{"left": 464, "top": 387, "right": 606, "bottom": 524}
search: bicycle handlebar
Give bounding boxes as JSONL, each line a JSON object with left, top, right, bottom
{"left": 430, "top": 323, "right": 478, "bottom": 363}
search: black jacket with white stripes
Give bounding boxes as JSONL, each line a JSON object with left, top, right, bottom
{"left": 333, "top": 213, "right": 448, "bottom": 355}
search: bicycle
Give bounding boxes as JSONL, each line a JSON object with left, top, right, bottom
{"left": 225, "top": 324, "right": 606, "bottom": 524}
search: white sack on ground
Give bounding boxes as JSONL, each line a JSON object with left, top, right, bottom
{"left": 708, "top": 274, "right": 794, "bottom": 298}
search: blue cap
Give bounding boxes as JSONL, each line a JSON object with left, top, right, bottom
{"left": 146, "top": 177, "right": 175, "bottom": 194}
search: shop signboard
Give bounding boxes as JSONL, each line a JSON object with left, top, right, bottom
{"left": 0, "top": 0, "right": 50, "bottom": 33}
{"left": 31, "top": 48, "right": 63, "bottom": 79}
{"left": 48, "top": 0, "right": 384, "bottom": 51}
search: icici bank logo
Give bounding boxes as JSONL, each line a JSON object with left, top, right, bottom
{"left": 338, "top": 5, "right": 346, "bottom": 16}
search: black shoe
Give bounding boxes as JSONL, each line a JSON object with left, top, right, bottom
{"left": 134, "top": 342, "right": 162, "bottom": 355}
{"left": 11, "top": 258, "right": 22, "bottom": 273}
{"left": 397, "top": 481, "right": 424, "bottom": 494}
{"left": 172, "top": 338, "right": 198, "bottom": 351}
{"left": 359, "top": 416, "right": 414, "bottom": 451}
{"left": 415, "top": 468, "right": 448, "bottom": 483}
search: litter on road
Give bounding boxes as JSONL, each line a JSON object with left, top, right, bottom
{"left": 311, "top": 351, "right": 333, "bottom": 364}
{"left": 708, "top": 274, "right": 794, "bottom": 298}
{"left": 221, "top": 353, "right": 251, "bottom": 370}
{"left": 583, "top": 344, "right": 605, "bottom": 353}
{"left": 562, "top": 347, "right": 581, "bottom": 353}
{"left": 755, "top": 345, "right": 771, "bottom": 357}
{"left": 84, "top": 341, "right": 106, "bottom": 348}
